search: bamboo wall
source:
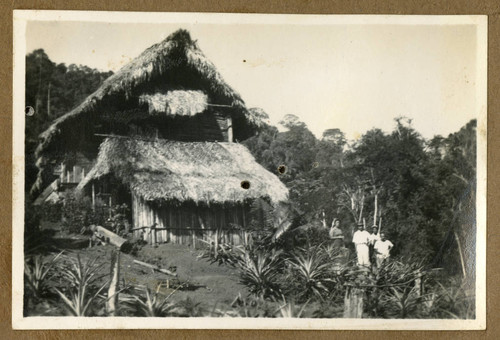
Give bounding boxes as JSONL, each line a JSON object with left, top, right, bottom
{"left": 128, "top": 111, "right": 232, "bottom": 143}
{"left": 132, "top": 194, "right": 249, "bottom": 247}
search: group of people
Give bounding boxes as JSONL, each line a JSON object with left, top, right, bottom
{"left": 328, "top": 218, "right": 393, "bottom": 268}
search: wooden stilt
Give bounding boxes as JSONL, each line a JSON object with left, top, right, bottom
{"left": 106, "top": 250, "right": 120, "bottom": 316}
{"left": 344, "top": 286, "right": 364, "bottom": 318}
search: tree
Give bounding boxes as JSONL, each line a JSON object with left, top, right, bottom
{"left": 25, "top": 49, "right": 114, "bottom": 197}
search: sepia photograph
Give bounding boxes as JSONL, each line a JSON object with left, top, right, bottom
{"left": 12, "top": 11, "right": 487, "bottom": 329}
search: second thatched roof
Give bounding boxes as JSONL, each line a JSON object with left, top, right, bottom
{"left": 36, "top": 29, "right": 247, "bottom": 158}
{"left": 78, "top": 137, "right": 288, "bottom": 204}
{"left": 32, "top": 29, "right": 272, "bottom": 195}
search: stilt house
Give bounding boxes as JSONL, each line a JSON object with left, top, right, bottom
{"left": 33, "top": 29, "right": 288, "bottom": 246}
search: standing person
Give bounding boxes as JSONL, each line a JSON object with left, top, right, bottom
{"left": 329, "top": 218, "right": 344, "bottom": 249}
{"left": 368, "top": 225, "right": 380, "bottom": 265}
{"left": 352, "top": 223, "right": 371, "bottom": 267}
{"left": 374, "top": 232, "right": 394, "bottom": 268}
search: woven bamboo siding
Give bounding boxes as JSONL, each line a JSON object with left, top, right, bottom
{"left": 136, "top": 111, "right": 230, "bottom": 143}
{"left": 132, "top": 193, "right": 250, "bottom": 247}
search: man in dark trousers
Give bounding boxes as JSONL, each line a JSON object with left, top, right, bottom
{"left": 368, "top": 225, "right": 380, "bottom": 268}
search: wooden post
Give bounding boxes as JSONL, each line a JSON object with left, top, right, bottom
{"left": 344, "top": 286, "right": 364, "bottom": 318}
{"left": 415, "top": 271, "right": 423, "bottom": 297}
{"left": 60, "top": 163, "right": 65, "bottom": 183}
{"left": 152, "top": 224, "right": 157, "bottom": 247}
{"left": 227, "top": 117, "right": 233, "bottom": 143}
{"left": 152, "top": 214, "right": 157, "bottom": 247}
{"left": 106, "top": 249, "right": 120, "bottom": 316}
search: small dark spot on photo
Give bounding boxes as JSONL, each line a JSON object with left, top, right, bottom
{"left": 25, "top": 106, "right": 35, "bottom": 116}
{"left": 241, "top": 180, "right": 250, "bottom": 189}
{"left": 278, "top": 165, "right": 286, "bottom": 174}
{"left": 312, "top": 161, "right": 319, "bottom": 168}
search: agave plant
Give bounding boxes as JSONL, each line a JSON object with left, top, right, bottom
{"left": 378, "top": 285, "right": 422, "bottom": 318}
{"left": 275, "top": 295, "right": 309, "bottom": 318}
{"left": 286, "top": 249, "right": 331, "bottom": 300}
{"left": 120, "top": 285, "right": 179, "bottom": 317}
{"left": 199, "top": 228, "right": 238, "bottom": 266}
{"left": 235, "top": 248, "right": 283, "bottom": 300}
{"left": 24, "top": 251, "right": 63, "bottom": 299}
{"left": 174, "top": 297, "right": 206, "bottom": 317}
{"left": 225, "top": 294, "right": 278, "bottom": 318}
{"left": 53, "top": 254, "right": 108, "bottom": 316}
{"left": 430, "top": 278, "right": 475, "bottom": 319}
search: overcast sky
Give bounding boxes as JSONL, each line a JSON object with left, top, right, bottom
{"left": 25, "top": 17, "right": 480, "bottom": 140}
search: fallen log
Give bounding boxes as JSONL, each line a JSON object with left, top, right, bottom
{"left": 133, "top": 259, "right": 177, "bottom": 277}
{"left": 91, "top": 225, "right": 128, "bottom": 249}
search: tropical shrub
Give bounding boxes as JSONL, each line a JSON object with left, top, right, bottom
{"left": 105, "top": 203, "right": 131, "bottom": 236}
{"left": 275, "top": 295, "right": 309, "bottom": 318}
{"left": 39, "top": 201, "right": 63, "bottom": 222}
{"left": 285, "top": 247, "right": 331, "bottom": 301}
{"left": 119, "top": 285, "right": 179, "bottom": 317}
{"left": 234, "top": 248, "right": 283, "bottom": 300}
{"left": 61, "top": 192, "right": 107, "bottom": 233}
{"left": 53, "top": 254, "right": 108, "bottom": 316}
{"left": 24, "top": 251, "right": 63, "bottom": 299}
{"left": 422, "top": 275, "right": 475, "bottom": 319}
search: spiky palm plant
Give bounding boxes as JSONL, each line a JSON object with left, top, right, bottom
{"left": 286, "top": 250, "right": 331, "bottom": 300}
{"left": 431, "top": 279, "right": 475, "bottom": 319}
{"left": 378, "top": 286, "right": 422, "bottom": 318}
{"left": 120, "top": 285, "right": 179, "bottom": 317}
{"left": 24, "top": 251, "right": 63, "bottom": 299}
{"left": 275, "top": 295, "right": 309, "bottom": 318}
{"left": 53, "top": 254, "right": 108, "bottom": 316}
{"left": 235, "top": 249, "right": 283, "bottom": 300}
{"left": 175, "top": 297, "right": 205, "bottom": 317}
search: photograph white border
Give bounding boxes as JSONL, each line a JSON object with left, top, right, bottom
{"left": 12, "top": 10, "right": 487, "bottom": 330}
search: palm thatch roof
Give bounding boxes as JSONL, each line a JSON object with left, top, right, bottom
{"left": 32, "top": 29, "right": 270, "bottom": 194}
{"left": 36, "top": 29, "right": 245, "bottom": 156}
{"left": 139, "top": 90, "right": 208, "bottom": 116}
{"left": 78, "top": 137, "right": 288, "bottom": 204}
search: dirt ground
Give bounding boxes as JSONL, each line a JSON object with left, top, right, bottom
{"left": 33, "top": 222, "right": 248, "bottom": 314}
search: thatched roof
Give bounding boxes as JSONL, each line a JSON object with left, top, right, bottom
{"left": 78, "top": 137, "right": 288, "bottom": 204}
{"left": 139, "top": 90, "right": 208, "bottom": 116}
{"left": 36, "top": 29, "right": 246, "bottom": 155}
{"left": 32, "top": 29, "right": 270, "bottom": 195}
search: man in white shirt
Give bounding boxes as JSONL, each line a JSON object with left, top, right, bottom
{"left": 368, "top": 225, "right": 380, "bottom": 245}
{"left": 374, "top": 232, "right": 394, "bottom": 268}
{"left": 368, "top": 225, "right": 381, "bottom": 266}
{"left": 352, "top": 224, "right": 371, "bottom": 267}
